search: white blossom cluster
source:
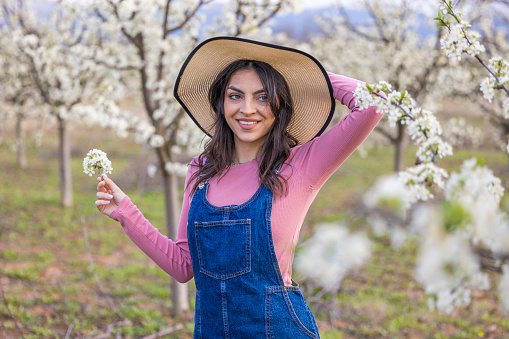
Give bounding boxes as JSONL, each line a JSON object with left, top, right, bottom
{"left": 406, "top": 109, "right": 441, "bottom": 143}
{"left": 73, "top": 96, "right": 203, "bottom": 182}
{"left": 363, "top": 175, "right": 409, "bottom": 247}
{"left": 83, "top": 149, "right": 113, "bottom": 177}
{"left": 398, "top": 163, "right": 449, "bottom": 204}
{"left": 503, "top": 98, "right": 509, "bottom": 120}
{"left": 438, "top": 1, "right": 449, "bottom": 16}
{"left": 170, "top": 116, "right": 209, "bottom": 158}
{"left": 406, "top": 158, "right": 509, "bottom": 314}
{"left": 355, "top": 83, "right": 452, "bottom": 162}
{"left": 305, "top": 0, "right": 509, "bottom": 314}
{"left": 294, "top": 224, "right": 371, "bottom": 292}
{"left": 442, "top": 117, "right": 482, "bottom": 149}
{"left": 416, "top": 135, "right": 453, "bottom": 163}
{"left": 310, "top": 0, "right": 472, "bottom": 103}
{"left": 479, "top": 57, "right": 509, "bottom": 104}
{"left": 480, "top": 77, "right": 497, "bottom": 103}
{"left": 0, "top": 0, "right": 124, "bottom": 134}
{"left": 439, "top": 1, "right": 509, "bottom": 154}
{"left": 0, "top": 30, "right": 39, "bottom": 108}
{"left": 72, "top": 98, "right": 156, "bottom": 145}
{"left": 411, "top": 204, "right": 490, "bottom": 314}
{"left": 440, "top": 23, "right": 485, "bottom": 61}
{"left": 438, "top": 1, "right": 485, "bottom": 61}
{"left": 147, "top": 164, "right": 158, "bottom": 178}
{"left": 364, "top": 174, "right": 408, "bottom": 217}
{"left": 10, "top": 29, "right": 110, "bottom": 115}
{"left": 164, "top": 162, "right": 189, "bottom": 177}
{"left": 354, "top": 82, "right": 397, "bottom": 119}
{"left": 446, "top": 158, "right": 504, "bottom": 205}
{"left": 355, "top": 81, "right": 452, "bottom": 202}
{"left": 445, "top": 158, "right": 508, "bottom": 253}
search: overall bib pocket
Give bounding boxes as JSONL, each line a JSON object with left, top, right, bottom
{"left": 194, "top": 219, "right": 252, "bottom": 279}
{"left": 266, "top": 286, "right": 319, "bottom": 339}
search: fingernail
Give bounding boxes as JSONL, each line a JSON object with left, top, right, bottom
{"left": 107, "top": 194, "right": 113, "bottom": 199}
{"left": 104, "top": 200, "right": 110, "bottom": 204}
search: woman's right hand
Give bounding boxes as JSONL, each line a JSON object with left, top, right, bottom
{"left": 95, "top": 175, "right": 126, "bottom": 216}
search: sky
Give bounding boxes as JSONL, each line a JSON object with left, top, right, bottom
{"left": 301, "top": 0, "right": 336, "bottom": 9}
{"left": 212, "top": 0, "right": 338, "bottom": 9}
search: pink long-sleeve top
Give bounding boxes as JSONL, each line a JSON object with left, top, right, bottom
{"left": 110, "top": 72, "right": 382, "bottom": 286}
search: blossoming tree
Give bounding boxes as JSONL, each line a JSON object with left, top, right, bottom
{"left": 0, "top": 0, "right": 119, "bottom": 208}
{"left": 308, "top": 0, "right": 481, "bottom": 172}
{"left": 0, "top": 28, "right": 35, "bottom": 170}
{"left": 441, "top": 1, "right": 509, "bottom": 183}
{"left": 349, "top": 0, "right": 509, "bottom": 314}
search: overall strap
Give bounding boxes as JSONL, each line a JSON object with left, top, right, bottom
{"left": 197, "top": 157, "right": 209, "bottom": 190}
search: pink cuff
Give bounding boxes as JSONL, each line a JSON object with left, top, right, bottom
{"left": 109, "top": 195, "right": 132, "bottom": 222}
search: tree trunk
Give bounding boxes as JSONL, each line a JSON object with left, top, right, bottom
{"left": 58, "top": 116, "right": 73, "bottom": 208}
{"left": 505, "top": 143, "right": 509, "bottom": 189}
{"left": 394, "top": 122, "right": 407, "bottom": 172}
{"left": 0, "top": 117, "right": 4, "bottom": 144}
{"left": 16, "top": 112, "right": 27, "bottom": 170}
{"left": 162, "top": 167, "right": 190, "bottom": 316}
{"left": 505, "top": 127, "right": 509, "bottom": 189}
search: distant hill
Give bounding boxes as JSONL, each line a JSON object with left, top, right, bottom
{"left": 25, "top": 1, "right": 508, "bottom": 42}
{"left": 200, "top": 4, "right": 438, "bottom": 41}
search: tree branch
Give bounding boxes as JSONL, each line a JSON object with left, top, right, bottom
{"left": 141, "top": 324, "right": 184, "bottom": 339}
{"left": 371, "top": 91, "right": 440, "bottom": 165}
{"left": 165, "top": 0, "right": 211, "bottom": 35}
{"left": 374, "top": 125, "right": 397, "bottom": 143}
{"left": 441, "top": 1, "right": 509, "bottom": 96}
{"left": 164, "top": 108, "right": 186, "bottom": 158}
{"left": 0, "top": 221, "right": 21, "bottom": 233}
{"left": 234, "top": 0, "right": 244, "bottom": 37}
{"left": 362, "top": 0, "right": 390, "bottom": 44}
{"left": 255, "top": 2, "right": 282, "bottom": 29}
{"left": 79, "top": 207, "right": 126, "bottom": 321}
{"left": 335, "top": 4, "right": 377, "bottom": 42}
{"left": 0, "top": 282, "right": 26, "bottom": 339}
{"left": 88, "top": 320, "right": 133, "bottom": 339}
{"left": 102, "top": 1, "right": 156, "bottom": 117}
{"left": 412, "top": 29, "right": 447, "bottom": 104}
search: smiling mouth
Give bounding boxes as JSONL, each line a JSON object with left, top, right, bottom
{"left": 238, "top": 121, "right": 259, "bottom": 125}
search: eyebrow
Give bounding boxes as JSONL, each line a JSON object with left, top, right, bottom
{"left": 227, "top": 86, "right": 266, "bottom": 95}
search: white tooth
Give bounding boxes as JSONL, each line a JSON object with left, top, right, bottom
{"left": 239, "top": 121, "right": 257, "bottom": 125}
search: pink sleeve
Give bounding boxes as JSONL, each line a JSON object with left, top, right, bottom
{"left": 109, "top": 167, "right": 196, "bottom": 283}
{"left": 290, "top": 72, "right": 383, "bottom": 188}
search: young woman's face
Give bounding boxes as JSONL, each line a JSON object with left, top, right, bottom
{"left": 223, "top": 69, "right": 276, "bottom": 151}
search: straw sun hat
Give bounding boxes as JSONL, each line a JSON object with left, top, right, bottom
{"left": 174, "top": 36, "right": 335, "bottom": 145}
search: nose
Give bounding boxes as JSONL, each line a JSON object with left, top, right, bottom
{"left": 240, "top": 97, "right": 256, "bottom": 114}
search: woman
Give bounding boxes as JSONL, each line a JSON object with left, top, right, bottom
{"left": 95, "top": 37, "right": 382, "bottom": 338}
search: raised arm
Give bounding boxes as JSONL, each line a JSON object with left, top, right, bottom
{"left": 290, "top": 72, "right": 383, "bottom": 188}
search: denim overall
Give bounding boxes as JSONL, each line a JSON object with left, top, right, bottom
{"left": 187, "top": 180, "right": 320, "bottom": 338}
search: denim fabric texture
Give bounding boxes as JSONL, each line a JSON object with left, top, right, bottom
{"left": 187, "top": 182, "right": 320, "bottom": 338}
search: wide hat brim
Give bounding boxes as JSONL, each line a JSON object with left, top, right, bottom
{"left": 174, "top": 36, "right": 335, "bottom": 145}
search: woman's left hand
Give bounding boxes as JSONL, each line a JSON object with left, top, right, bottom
{"left": 95, "top": 175, "right": 126, "bottom": 217}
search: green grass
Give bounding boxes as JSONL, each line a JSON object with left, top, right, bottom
{"left": 0, "top": 123, "right": 508, "bottom": 338}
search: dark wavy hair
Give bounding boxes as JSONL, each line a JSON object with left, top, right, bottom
{"left": 188, "top": 59, "right": 298, "bottom": 197}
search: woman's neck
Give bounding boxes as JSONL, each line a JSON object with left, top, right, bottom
{"left": 233, "top": 143, "right": 261, "bottom": 165}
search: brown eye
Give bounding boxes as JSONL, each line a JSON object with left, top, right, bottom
{"left": 258, "top": 95, "right": 268, "bottom": 102}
